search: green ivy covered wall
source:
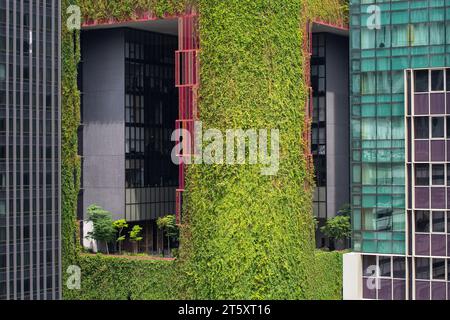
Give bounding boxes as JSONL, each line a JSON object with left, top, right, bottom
{"left": 62, "top": 0, "right": 347, "bottom": 300}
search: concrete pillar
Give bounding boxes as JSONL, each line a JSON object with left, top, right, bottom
{"left": 343, "top": 252, "right": 363, "bottom": 300}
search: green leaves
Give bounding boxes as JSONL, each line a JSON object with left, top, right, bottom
{"left": 113, "top": 219, "right": 129, "bottom": 230}
{"left": 86, "top": 205, "right": 116, "bottom": 243}
{"left": 64, "top": 254, "right": 178, "bottom": 300}
{"left": 157, "top": 215, "right": 179, "bottom": 239}
{"left": 320, "top": 216, "right": 352, "bottom": 241}
{"left": 129, "top": 225, "right": 143, "bottom": 242}
{"left": 63, "top": 0, "right": 348, "bottom": 300}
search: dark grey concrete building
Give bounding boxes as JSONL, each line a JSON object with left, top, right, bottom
{"left": 79, "top": 21, "right": 179, "bottom": 254}
{"left": 0, "top": 0, "right": 61, "bottom": 299}
{"left": 310, "top": 26, "right": 350, "bottom": 248}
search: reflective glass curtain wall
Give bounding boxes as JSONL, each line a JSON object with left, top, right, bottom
{"left": 0, "top": 0, "right": 61, "bottom": 300}
{"left": 312, "top": 33, "right": 328, "bottom": 220}
{"left": 351, "top": 0, "right": 450, "bottom": 255}
{"left": 124, "top": 29, "right": 178, "bottom": 221}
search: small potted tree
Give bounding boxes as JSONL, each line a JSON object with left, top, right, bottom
{"left": 156, "top": 215, "right": 179, "bottom": 257}
{"left": 320, "top": 215, "right": 351, "bottom": 251}
{"left": 129, "top": 225, "right": 143, "bottom": 254}
{"left": 86, "top": 204, "right": 116, "bottom": 254}
{"left": 113, "top": 219, "right": 128, "bottom": 254}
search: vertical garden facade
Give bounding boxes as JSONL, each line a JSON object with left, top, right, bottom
{"left": 62, "top": 0, "right": 348, "bottom": 300}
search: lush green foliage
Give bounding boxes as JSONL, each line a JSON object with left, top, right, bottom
{"left": 113, "top": 219, "right": 129, "bottom": 253}
{"left": 62, "top": 0, "right": 347, "bottom": 300}
{"left": 129, "top": 225, "right": 144, "bottom": 253}
{"left": 320, "top": 216, "right": 352, "bottom": 241}
{"left": 86, "top": 205, "right": 116, "bottom": 253}
{"left": 157, "top": 215, "right": 179, "bottom": 239}
{"left": 181, "top": 0, "right": 347, "bottom": 299}
{"left": 61, "top": 0, "right": 82, "bottom": 299}
{"left": 63, "top": 251, "right": 342, "bottom": 300}
{"left": 64, "top": 254, "right": 179, "bottom": 300}
{"left": 157, "top": 215, "right": 180, "bottom": 256}
{"left": 310, "top": 251, "right": 344, "bottom": 300}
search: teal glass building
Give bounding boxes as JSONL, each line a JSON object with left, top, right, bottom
{"left": 345, "top": 0, "right": 450, "bottom": 300}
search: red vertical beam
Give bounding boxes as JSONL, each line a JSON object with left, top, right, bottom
{"left": 175, "top": 13, "right": 199, "bottom": 224}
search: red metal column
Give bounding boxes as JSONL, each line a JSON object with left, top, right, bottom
{"left": 303, "top": 20, "right": 313, "bottom": 172}
{"left": 175, "top": 13, "right": 199, "bottom": 224}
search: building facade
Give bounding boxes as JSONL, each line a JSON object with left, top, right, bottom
{"left": 0, "top": 0, "right": 61, "bottom": 300}
{"left": 344, "top": 0, "right": 450, "bottom": 300}
{"left": 310, "top": 28, "right": 350, "bottom": 248}
{"left": 79, "top": 21, "right": 180, "bottom": 254}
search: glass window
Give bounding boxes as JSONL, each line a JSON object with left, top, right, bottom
{"left": 447, "top": 164, "right": 450, "bottom": 186}
{"left": 432, "top": 211, "right": 445, "bottom": 233}
{"left": 0, "top": 64, "right": 4, "bottom": 81}
{"left": 363, "top": 255, "right": 377, "bottom": 276}
{"left": 361, "top": 72, "right": 376, "bottom": 95}
{"left": 415, "top": 70, "right": 429, "bottom": 92}
{"left": 446, "top": 70, "right": 450, "bottom": 91}
{"left": 377, "top": 72, "right": 390, "bottom": 94}
{"left": 415, "top": 164, "right": 429, "bottom": 186}
{"left": 393, "top": 257, "right": 406, "bottom": 279}
{"left": 416, "top": 258, "right": 430, "bottom": 280}
{"left": 411, "top": 24, "right": 429, "bottom": 46}
{"left": 361, "top": 119, "right": 377, "bottom": 140}
{"left": 447, "top": 260, "right": 450, "bottom": 281}
{"left": 432, "top": 165, "right": 445, "bottom": 186}
{"left": 431, "top": 117, "right": 444, "bottom": 138}
{"left": 379, "top": 256, "right": 391, "bottom": 277}
{"left": 431, "top": 70, "right": 444, "bottom": 91}
{"left": 447, "top": 117, "right": 450, "bottom": 138}
{"left": 447, "top": 213, "right": 450, "bottom": 234}
{"left": 430, "top": 23, "right": 445, "bottom": 45}
{"left": 432, "top": 259, "right": 446, "bottom": 280}
{"left": 392, "top": 25, "right": 408, "bottom": 47}
{"left": 376, "top": 209, "right": 393, "bottom": 231}
{"left": 362, "top": 208, "right": 376, "bottom": 231}
{"left": 415, "top": 117, "right": 429, "bottom": 139}
{"left": 416, "top": 211, "right": 430, "bottom": 233}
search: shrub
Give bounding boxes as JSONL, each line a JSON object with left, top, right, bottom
{"left": 320, "top": 215, "right": 351, "bottom": 241}
{"left": 86, "top": 205, "right": 116, "bottom": 254}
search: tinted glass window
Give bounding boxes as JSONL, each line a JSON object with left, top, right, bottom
{"left": 432, "top": 211, "right": 445, "bottom": 233}
{"left": 416, "top": 258, "right": 430, "bottom": 280}
{"left": 379, "top": 256, "right": 391, "bottom": 277}
{"left": 415, "top": 117, "right": 429, "bottom": 139}
{"left": 433, "top": 258, "right": 446, "bottom": 280}
{"left": 446, "top": 69, "right": 450, "bottom": 91}
{"left": 432, "top": 117, "right": 444, "bottom": 138}
{"left": 432, "top": 164, "right": 445, "bottom": 186}
{"left": 415, "top": 164, "right": 429, "bottom": 186}
{"left": 431, "top": 70, "right": 444, "bottom": 91}
{"left": 363, "top": 255, "right": 377, "bottom": 276}
{"left": 393, "top": 257, "right": 406, "bottom": 279}
{"left": 415, "top": 70, "right": 429, "bottom": 92}
{"left": 416, "top": 211, "right": 430, "bottom": 233}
